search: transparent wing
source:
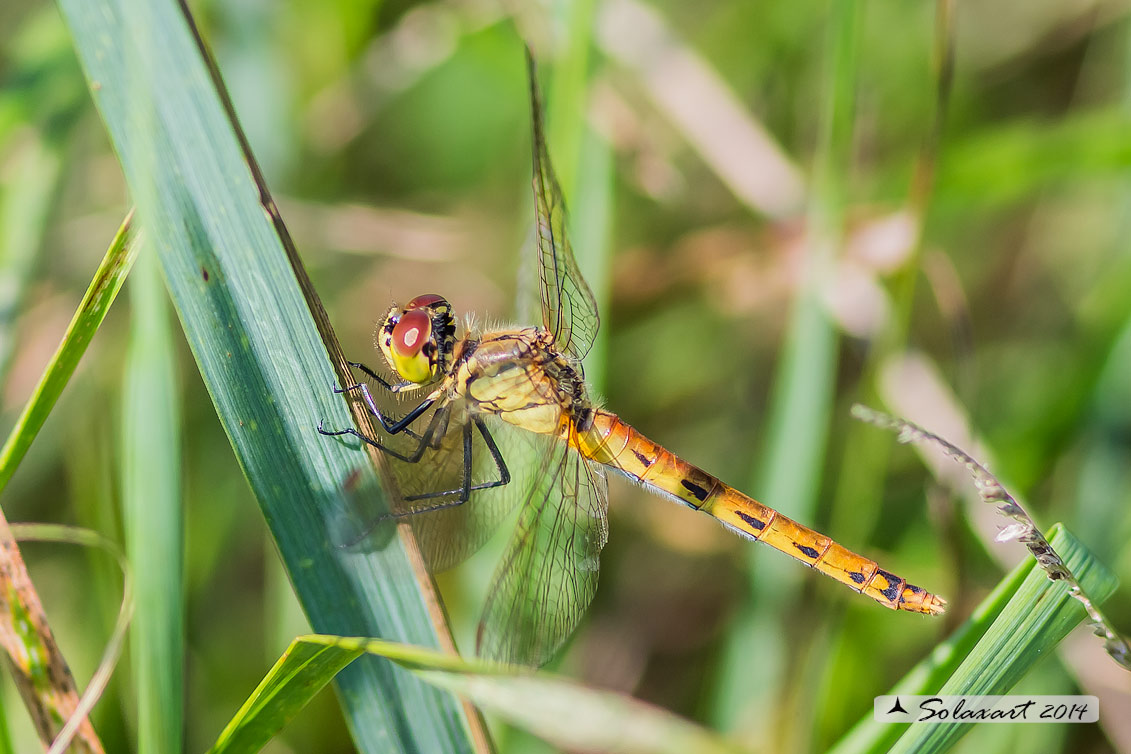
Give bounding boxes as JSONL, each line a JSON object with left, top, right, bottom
{"left": 476, "top": 424, "right": 609, "bottom": 667}
{"left": 527, "top": 49, "right": 601, "bottom": 362}
{"left": 338, "top": 374, "right": 521, "bottom": 573}
{"left": 392, "top": 417, "right": 515, "bottom": 572}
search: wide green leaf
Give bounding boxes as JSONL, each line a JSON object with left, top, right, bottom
{"left": 55, "top": 0, "right": 481, "bottom": 749}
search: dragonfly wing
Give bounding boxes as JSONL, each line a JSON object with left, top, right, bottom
{"left": 396, "top": 414, "right": 532, "bottom": 572}
{"left": 527, "top": 50, "right": 601, "bottom": 362}
{"left": 339, "top": 377, "right": 520, "bottom": 572}
{"left": 477, "top": 428, "right": 609, "bottom": 667}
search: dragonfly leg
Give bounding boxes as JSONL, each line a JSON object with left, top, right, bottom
{"left": 346, "top": 360, "right": 424, "bottom": 396}
{"left": 344, "top": 360, "right": 417, "bottom": 393}
{"left": 323, "top": 375, "right": 511, "bottom": 513}
{"left": 333, "top": 406, "right": 459, "bottom": 548}
{"left": 352, "top": 420, "right": 479, "bottom": 524}
{"left": 401, "top": 417, "right": 511, "bottom": 503}
{"left": 473, "top": 415, "right": 511, "bottom": 489}
{"left": 332, "top": 379, "right": 436, "bottom": 436}
{"left": 318, "top": 401, "right": 449, "bottom": 464}
{"left": 317, "top": 423, "right": 419, "bottom": 463}
{"left": 400, "top": 421, "right": 474, "bottom": 505}
{"left": 378, "top": 497, "right": 468, "bottom": 519}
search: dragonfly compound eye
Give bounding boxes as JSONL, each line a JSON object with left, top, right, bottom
{"left": 389, "top": 308, "right": 436, "bottom": 384}
{"left": 406, "top": 293, "right": 448, "bottom": 310}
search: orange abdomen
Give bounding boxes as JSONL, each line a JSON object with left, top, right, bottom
{"left": 574, "top": 410, "right": 945, "bottom": 615}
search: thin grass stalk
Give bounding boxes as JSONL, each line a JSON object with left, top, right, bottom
{"left": 713, "top": 6, "right": 859, "bottom": 748}
{"left": 0, "top": 214, "right": 137, "bottom": 492}
{"left": 0, "top": 212, "right": 135, "bottom": 750}
{"left": 546, "top": 0, "right": 614, "bottom": 393}
{"left": 121, "top": 246, "right": 183, "bottom": 753}
{"left": 815, "top": 3, "right": 960, "bottom": 744}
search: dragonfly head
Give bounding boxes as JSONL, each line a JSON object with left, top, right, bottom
{"left": 377, "top": 294, "right": 456, "bottom": 387}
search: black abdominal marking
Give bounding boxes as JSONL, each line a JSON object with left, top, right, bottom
{"left": 680, "top": 479, "right": 709, "bottom": 501}
{"left": 876, "top": 570, "right": 901, "bottom": 601}
{"left": 793, "top": 543, "right": 820, "bottom": 560}
{"left": 735, "top": 511, "right": 766, "bottom": 530}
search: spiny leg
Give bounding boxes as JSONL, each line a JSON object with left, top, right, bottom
{"left": 347, "top": 361, "right": 412, "bottom": 392}
{"left": 318, "top": 402, "right": 450, "bottom": 464}
{"left": 340, "top": 418, "right": 514, "bottom": 552}
{"left": 330, "top": 379, "right": 437, "bottom": 436}
{"left": 327, "top": 408, "right": 510, "bottom": 542}
{"left": 326, "top": 360, "right": 435, "bottom": 441}
{"left": 402, "top": 416, "right": 511, "bottom": 503}
{"left": 332, "top": 404, "right": 456, "bottom": 548}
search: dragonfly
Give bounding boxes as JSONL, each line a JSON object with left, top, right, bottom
{"left": 320, "top": 50, "right": 945, "bottom": 667}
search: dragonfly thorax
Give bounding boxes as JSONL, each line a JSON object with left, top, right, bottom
{"left": 377, "top": 294, "right": 457, "bottom": 388}
{"left": 455, "top": 327, "right": 592, "bottom": 437}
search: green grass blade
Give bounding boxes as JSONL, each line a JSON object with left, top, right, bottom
{"left": 206, "top": 641, "right": 365, "bottom": 754}
{"left": 412, "top": 665, "right": 744, "bottom": 754}
{"left": 0, "top": 701, "right": 11, "bottom": 754}
{"left": 715, "top": 0, "right": 859, "bottom": 735}
{"left": 755, "top": 0, "right": 860, "bottom": 520}
{"left": 829, "top": 524, "right": 1119, "bottom": 754}
{"left": 545, "top": 0, "right": 614, "bottom": 392}
{"left": 936, "top": 107, "right": 1131, "bottom": 207}
{"left": 121, "top": 247, "right": 182, "bottom": 754}
{"left": 544, "top": 0, "right": 596, "bottom": 204}
{"left": 565, "top": 126, "right": 613, "bottom": 395}
{"left": 0, "top": 211, "right": 137, "bottom": 493}
{"left": 55, "top": 0, "right": 480, "bottom": 750}
{"left": 212, "top": 634, "right": 751, "bottom": 754}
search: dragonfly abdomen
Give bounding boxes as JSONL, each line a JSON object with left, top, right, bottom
{"left": 575, "top": 410, "right": 945, "bottom": 616}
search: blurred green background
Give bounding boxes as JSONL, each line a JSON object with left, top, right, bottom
{"left": 1, "top": 0, "right": 1129, "bottom": 752}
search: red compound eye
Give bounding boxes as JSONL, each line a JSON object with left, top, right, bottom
{"left": 392, "top": 308, "right": 431, "bottom": 357}
{"left": 406, "top": 293, "right": 446, "bottom": 310}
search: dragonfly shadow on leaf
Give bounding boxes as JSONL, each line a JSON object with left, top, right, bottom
{"left": 321, "top": 462, "right": 400, "bottom": 556}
